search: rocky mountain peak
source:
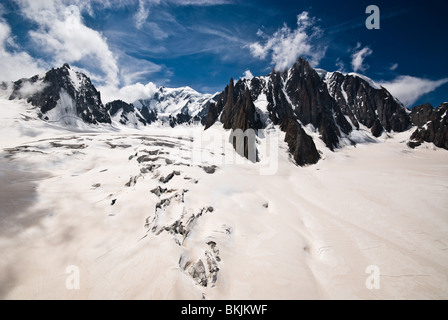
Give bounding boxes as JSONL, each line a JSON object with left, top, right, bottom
{"left": 5, "top": 59, "right": 446, "bottom": 168}
{"left": 9, "top": 64, "right": 110, "bottom": 125}
{"left": 325, "top": 71, "right": 410, "bottom": 136}
{"left": 410, "top": 103, "right": 434, "bottom": 127}
{"left": 204, "top": 56, "right": 422, "bottom": 166}
{"left": 134, "top": 86, "right": 219, "bottom": 127}
{"left": 105, "top": 99, "right": 158, "bottom": 127}
{"left": 409, "top": 103, "right": 447, "bottom": 149}
{"left": 220, "top": 78, "right": 262, "bottom": 131}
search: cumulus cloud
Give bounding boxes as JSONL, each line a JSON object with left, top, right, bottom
{"left": 14, "top": 0, "right": 120, "bottom": 87}
{"left": 248, "top": 12, "right": 326, "bottom": 70}
{"left": 380, "top": 75, "right": 448, "bottom": 107}
{"left": 7, "top": 0, "right": 233, "bottom": 86}
{"left": 99, "top": 81, "right": 158, "bottom": 104}
{"left": 9, "top": 0, "right": 166, "bottom": 104}
{"left": 4, "top": 0, "right": 232, "bottom": 103}
{"left": 241, "top": 70, "right": 254, "bottom": 80}
{"left": 351, "top": 43, "right": 373, "bottom": 72}
{"left": 0, "top": 17, "right": 45, "bottom": 81}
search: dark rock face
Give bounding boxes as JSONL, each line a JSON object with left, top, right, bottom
{"left": 219, "top": 78, "right": 236, "bottom": 128}
{"left": 169, "top": 113, "right": 191, "bottom": 128}
{"left": 106, "top": 100, "right": 147, "bottom": 126}
{"left": 219, "top": 79, "right": 263, "bottom": 161}
{"left": 282, "top": 118, "right": 320, "bottom": 166}
{"left": 283, "top": 58, "right": 352, "bottom": 150}
{"left": 203, "top": 85, "right": 231, "bottom": 130}
{"left": 220, "top": 79, "right": 263, "bottom": 131}
{"left": 204, "top": 102, "right": 221, "bottom": 130}
{"left": 197, "top": 96, "right": 218, "bottom": 126}
{"left": 9, "top": 64, "right": 111, "bottom": 124}
{"left": 409, "top": 103, "right": 448, "bottom": 149}
{"left": 265, "top": 72, "right": 297, "bottom": 125}
{"left": 410, "top": 103, "right": 434, "bottom": 127}
{"left": 107, "top": 99, "right": 135, "bottom": 116}
{"left": 204, "top": 58, "right": 351, "bottom": 165}
{"left": 140, "top": 106, "right": 157, "bottom": 124}
{"left": 326, "top": 72, "right": 411, "bottom": 137}
{"left": 8, "top": 64, "right": 217, "bottom": 128}
{"left": 370, "top": 119, "right": 384, "bottom": 138}
{"left": 204, "top": 57, "right": 417, "bottom": 166}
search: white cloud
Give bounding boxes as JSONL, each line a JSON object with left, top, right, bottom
{"left": 195, "top": 26, "right": 246, "bottom": 45}
{"left": 147, "top": 22, "right": 169, "bottom": 40}
{"left": 119, "top": 54, "right": 163, "bottom": 86}
{"left": 15, "top": 0, "right": 120, "bottom": 87}
{"left": 380, "top": 75, "right": 448, "bottom": 107}
{"left": 18, "top": 80, "right": 49, "bottom": 96}
{"left": 389, "top": 63, "right": 398, "bottom": 71}
{"left": 248, "top": 12, "right": 326, "bottom": 71}
{"left": 0, "top": 18, "right": 45, "bottom": 81}
{"left": 129, "top": 0, "right": 231, "bottom": 30}
{"left": 351, "top": 44, "right": 373, "bottom": 72}
{"left": 8, "top": 0, "right": 230, "bottom": 86}
{"left": 135, "top": 0, "right": 150, "bottom": 29}
{"left": 4, "top": 0, "right": 167, "bottom": 105}
{"left": 241, "top": 70, "right": 254, "bottom": 80}
{"left": 99, "top": 81, "right": 158, "bottom": 104}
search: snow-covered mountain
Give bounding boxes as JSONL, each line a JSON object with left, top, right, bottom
{"left": 7, "top": 64, "right": 217, "bottom": 129}
{"left": 204, "top": 58, "right": 415, "bottom": 166}
{"left": 4, "top": 59, "right": 447, "bottom": 167}
{"left": 9, "top": 63, "right": 111, "bottom": 126}
{"left": 409, "top": 102, "right": 448, "bottom": 149}
{"left": 134, "top": 86, "right": 219, "bottom": 127}
{"left": 323, "top": 70, "right": 410, "bottom": 137}
{"left": 1, "top": 59, "right": 448, "bottom": 300}
{"left": 106, "top": 99, "right": 156, "bottom": 128}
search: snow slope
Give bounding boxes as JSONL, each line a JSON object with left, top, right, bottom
{"left": 0, "top": 95, "right": 447, "bottom": 299}
{"left": 134, "top": 86, "right": 218, "bottom": 119}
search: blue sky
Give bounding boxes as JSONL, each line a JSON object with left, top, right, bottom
{"left": 0, "top": 0, "right": 447, "bottom": 107}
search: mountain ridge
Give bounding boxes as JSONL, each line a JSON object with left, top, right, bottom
{"left": 9, "top": 63, "right": 111, "bottom": 126}
{"left": 203, "top": 57, "right": 420, "bottom": 165}
{"left": 4, "top": 59, "right": 447, "bottom": 167}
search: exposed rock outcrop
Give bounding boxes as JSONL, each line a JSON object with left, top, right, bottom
{"left": 9, "top": 64, "right": 111, "bottom": 124}
{"left": 282, "top": 118, "right": 320, "bottom": 166}
{"left": 204, "top": 58, "right": 351, "bottom": 165}
{"left": 409, "top": 103, "right": 448, "bottom": 149}
{"left": 106, "top": 100, "right": 148, "bottom": 126}
{"left": 134, "top": 86, "right": 219, "bottom": 126}
{"left": 410, "top": 103, "right": 434, "bottom": 127}
{"left": 204, "top": 57, "right": 418, "bottom": 166}
{"left": 325, "top": 71, "right": 411, "bottom": 137}
{"left": 284, "top": 58, "right": 352, "bottom": 150}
